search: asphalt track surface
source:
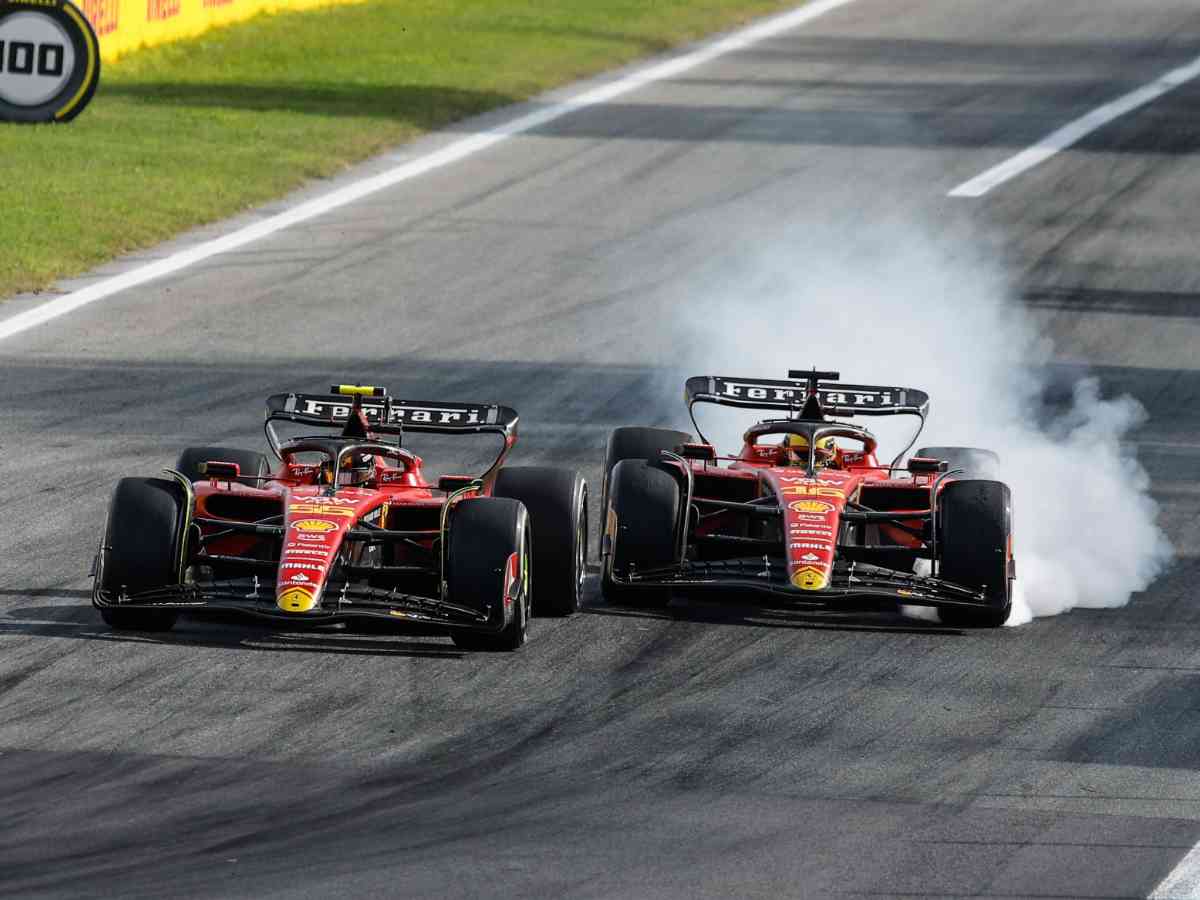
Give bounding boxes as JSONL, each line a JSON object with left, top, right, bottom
{"left": 4, "top": 1, "right": 1200, "bottom": 897}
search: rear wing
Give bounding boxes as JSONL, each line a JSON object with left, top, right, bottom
{"left": 684, "top": 375, "right": 930, "bottom": 418}
{"left": 265, "top": 392, "right": 519, "bottom": 438}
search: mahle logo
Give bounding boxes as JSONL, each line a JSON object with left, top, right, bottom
{"left": 0, "top": 0, "right": 99, "bottom": 122}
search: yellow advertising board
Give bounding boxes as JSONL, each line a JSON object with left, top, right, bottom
{"left": 78, "top": 0, "right": 355, "bottom": 63}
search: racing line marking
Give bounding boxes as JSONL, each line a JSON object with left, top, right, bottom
{"left": 948, "top": 54, "right": 1200, "bottom": 198}
{"left": 0, "top": 0, "right": 856, "bottom": 344}
{"left": 1151, "top": 843, "right": 1200, "bottom": 900}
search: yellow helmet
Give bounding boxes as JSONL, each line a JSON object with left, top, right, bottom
{"left": 785, "top": 433, "right": 837, "bottom": 467}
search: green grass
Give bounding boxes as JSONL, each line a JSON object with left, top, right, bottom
{"left": 0, "top": 0, "right": 796, "bottom": 298}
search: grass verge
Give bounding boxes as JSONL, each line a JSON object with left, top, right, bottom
{"left": 0, "top": 0, "right": 797, "bottom": 298}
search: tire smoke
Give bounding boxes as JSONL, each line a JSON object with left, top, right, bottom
{"left": 660, "top": 219, "right": 1171, "bottom": 624}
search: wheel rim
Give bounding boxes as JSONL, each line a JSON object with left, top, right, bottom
{"left": 575, "top": 496, "right": 587, "bottom": 605}
{"left": 519, "top": 527, "right": 531, "bottom": 637}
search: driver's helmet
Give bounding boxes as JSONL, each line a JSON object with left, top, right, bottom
{"left": 323, "top": 452, "right": 376, "bottom": 487}
{"left": 784, "top": 433, "right": 838, "bottom": 468}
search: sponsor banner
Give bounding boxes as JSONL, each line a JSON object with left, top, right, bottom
{"left": 778, "top": 473, "right": 852, "bottom": 485}
{"left": 290, "top": 493, "right": 356, "bottom": 505}
{"left": 289, "top": 502, "right": 355, "bottom": 518}
{"left": 719, "top": 380, "right": 900, "bottom": 408}
{"left": 780, "top": 485, "right": 843, "bottom": 499}
{"left": 789, "top": 499, "right": 835, "bottom": 515}
{"left": 296, "top": 396, "right": 490, "bottom": 428}
{"left": 292, "top": 518, "right": 337, "bottom": 533}
{"left": 76, "top": 0, "right": 358, "bottom": 63}
{"left": 693, "top": 376, "right": 927, "bottom": 415}
{"left": 789, "top": 542, "right": 830, "bottom": 551}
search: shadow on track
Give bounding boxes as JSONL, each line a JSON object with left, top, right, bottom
{"left": 583, "top": 598, "right": 962, "bottom": 636}
{"left": 0, "top": 588, "right": 93, "bottom": 599}
{"left": 101, "top": 82, "right": 516, "bottom": 125}
{"left": 0, "top": 603, "right": 465, "bottom": 659}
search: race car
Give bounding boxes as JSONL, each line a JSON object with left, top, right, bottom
{"left": 92, "top": 385, "right": 588, "bottom": 650}
{"left": 601, "top": 370, "right": 1014, "bottom": 627}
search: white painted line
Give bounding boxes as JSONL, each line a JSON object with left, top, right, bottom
{"left": 0, "top": 0, "right": 855, "bottom": 343}
{"left": 949, "top": 55, "right": 1200, "bottom": 198}
{"left": 1150, "top": 841, "right": 1200, "bottom": 899}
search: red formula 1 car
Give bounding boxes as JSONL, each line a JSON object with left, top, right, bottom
{"left": 601, "top": 370, "right": 1014, "bottom": 627}
{"left": 92, "top": 385, "right": 588, "bottom": 650}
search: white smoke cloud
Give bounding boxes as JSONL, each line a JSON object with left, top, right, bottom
{"left": 658, "top": 215, "right": 1172, "bottom": 624}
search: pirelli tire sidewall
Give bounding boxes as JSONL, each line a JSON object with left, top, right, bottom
{"left": 0, "top": 0, "right": 100, "bottom": 123}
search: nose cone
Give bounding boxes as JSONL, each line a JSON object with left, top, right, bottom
{"left": 278, "top": 586, "right": 318, "bottom": 612}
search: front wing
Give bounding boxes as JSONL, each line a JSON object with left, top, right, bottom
{"left": 92, "top": 578, "right": 495, "bottom": 629}
{"left": 608, "top": 557, "right": 991, "bottom": 611}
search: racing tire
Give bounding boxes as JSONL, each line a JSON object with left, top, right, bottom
{"left": 174, "top": 446, "right": 272, "bottom": 483}
{"left": 448, "top": 498, "right": 531, "bottom": 651}
{"left": 916, "top": 446, "right": 1000, "bottom": 479}
{"left": 95, "top": 477, "right": 184, "bottom": 632}
{"left": 494, "top": 467, "right": 588, "bottom": 617}
{"left": 601, "top": 427, "right": 693, "bottom": 530}
{"left": 602, "top": 459, "right": 679, "bottom": 609}
{"left": 937, "top": 479, "right": 1013, "bottom": 628}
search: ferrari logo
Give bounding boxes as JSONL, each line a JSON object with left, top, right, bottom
{"left": 791, "top": 566, "right": 828, "bottom": 591}
{"left": 278, "top": 587, "right": 316, "bottom": 612}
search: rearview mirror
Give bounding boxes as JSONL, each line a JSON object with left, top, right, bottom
{"left": 438, "top": 475, "right": 479, "bottom": 494}
{"left": 199, "top": 461, "right": 241, "bottom": 480}
{"left": 907, "top": 457, "right": 947, "bottom": 474}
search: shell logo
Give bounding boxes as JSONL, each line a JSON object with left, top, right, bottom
{"left": 789, "top": 500, "right": 835, "bottom": 514}
{"left": 278, "top": 587, "right": 316, "bottom": 612}
{"left": 292, "top": 519, "right": 337, "bottom": 533}
{"left": 791, "top": 566, "right": 828, "bottom": 591}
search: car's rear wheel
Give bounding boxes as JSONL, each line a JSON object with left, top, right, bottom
{"left": 494, "top": 466, "right": 587, "bottom": 617}
{"left": 937, "top": 479, "right": 1013, "bottom": 628}
{"left": 448, "top": 498, "right": 531, "bottom": 651}
{"left": 915, "top": 446, "right": 1000, "bottom": 479}
{"left": 174, "top": 446, "right": 272, "bottom": 483}
{"left": 602, "top": 459, "right": 679, "bottom": 609}
{"left": 95, "top": 477, "right": 184, "bottom": 632}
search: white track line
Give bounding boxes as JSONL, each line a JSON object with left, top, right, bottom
{"left": 1151, "top": 843, "right": 1200, "bottom": 899}
{"left": 0, "top": 0, "right": 855, "bottom": 344}
{"left": 949, "top": 54, "right": 1200, "bottom": 198}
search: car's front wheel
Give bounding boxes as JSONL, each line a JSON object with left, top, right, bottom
{"left": 602, "top": 458, "right": 679, "bottom": 609}
{"left": 448, "top": 498, "right": 532, "bottom": 651}
{"left": 937, "top": 479, "right": 1013, "bottom": 628}
{"left": 95, "top": 477, "right": 185, "bottom": 632}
